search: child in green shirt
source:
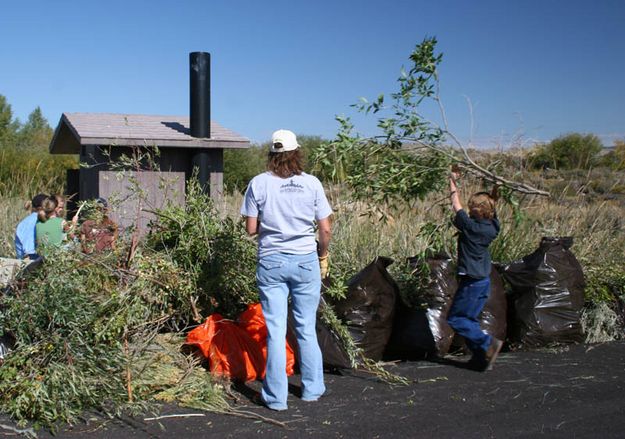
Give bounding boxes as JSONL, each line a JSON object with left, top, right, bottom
{"left": 36, "top": 196, "right": 64, "bottom": 248}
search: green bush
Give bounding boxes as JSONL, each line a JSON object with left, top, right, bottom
{"left": 0, "top": 144, "right": 77, "bottom": 197}
{"left": 203, "top": 217, "right": 258, "bottom": 315}
{"left": 596, "top": 139, "right": 625, "bottom": 170}
{"left": 224, "top": 135, "right": 327, "bottom": 193}
{"left": 584, "top": 263, "right": 625, "bottom": 304}
{"left": 527, "top": 133, "right": 603, "bottom": 170}
{"left": 0, "top": 97, "right": 77, "bottom": 197}
{"left": 147, "top": 179, "right": 258, "bottom": 318}
{"left": 223, "top": 146, "right": 266, "bottom": 193}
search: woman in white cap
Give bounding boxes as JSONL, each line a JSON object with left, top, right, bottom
{"left": 241, "top": 129, "right": 332, "bottom": 411}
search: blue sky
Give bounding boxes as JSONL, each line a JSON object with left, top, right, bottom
{"left": 1, "top": 0, "right": 624, "bottom": 147}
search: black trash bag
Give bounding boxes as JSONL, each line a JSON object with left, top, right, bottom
{"left": 287, "top": 295, "right": 352, "bottom": 370}
{"left": 0, "top": 333, "right": 15, "bottom": 361}
{"left": 384, "top": 303, "right": 432, "bottom": 360}
{"left": 386, "top": 254, "right": 457, "bottom": 358}
{"left": 451, "top": 266, "right": 507, "bottom": 351}
{"left": 501, "top": 236, "right": 585, "bottom": 346}
{"left": 332, "top": 256, "right": 398, "bottom": 361}
{"left": 315, "top": 298, "right": 352, "bottom": 369}
{"left": 480, "top": 266, "right": 508, "bottom": 342}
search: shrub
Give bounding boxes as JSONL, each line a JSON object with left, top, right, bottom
{"left": 527, "top": 133, "right": 603, "bottom": 170}
{"left": 584, "top": 264, "right": 625, "bottom": 304}
{"left": 223, "top": 147, "right": 266, "bottom": 193}
{"left": 581, "top": 302, "right": 623, "bottom": 343}
{"left": 223, "top": 135, "right": 327, "bottom": 193}
{"left": 0, "top": 144, "right": 77, "bottom": 198}
{"left": 147, "top": 179, "right": 258, "bottom": 318}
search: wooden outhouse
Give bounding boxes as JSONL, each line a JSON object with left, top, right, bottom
{"left": 48, "top": 52, "right": 250, "bottom": 230}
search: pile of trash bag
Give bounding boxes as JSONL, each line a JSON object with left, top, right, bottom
{"left": 288, "top": 296, "right": 353, "bottom": 370}
{"left": 450, "top": 266, "right": 507, "bottom": 352}
{"left": 386, "top": 254, "right": 458, "bottom": 358}
{"left": 385, "top": 255, "right": 505, "bottom": 358}
{"left": 188, "top": 236, "right": 587, "bottom": 379}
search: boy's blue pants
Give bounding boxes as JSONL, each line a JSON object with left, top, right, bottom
{"left": 447, "top": 276, "right": 492, "bottom": 354}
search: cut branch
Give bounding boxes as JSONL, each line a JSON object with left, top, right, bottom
{"left": 407, "top": 138, "right": 550, "bottom": 197}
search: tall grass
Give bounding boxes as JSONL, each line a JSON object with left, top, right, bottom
{"left": 1, "top": 149, "right": 623, "bottom": 315}
{"left": 0, "top": 146, "right": 76, "bottom": 198}
{"left": 0, "top": 144, "right": 77, "bottom": 258}
{"left": 0, "top": 198, "right": 29, "bottom": 258}
{"left": 320, "top": 180, "right": 625, "bottom": 271}
{"left": 4, "top": 172, "right": 622, "bottom": 278}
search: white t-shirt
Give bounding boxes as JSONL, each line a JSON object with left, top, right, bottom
{"left": 241, "top": 172, "right": 333, "bottom": 258}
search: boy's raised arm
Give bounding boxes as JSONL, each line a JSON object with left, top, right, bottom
{"left": 450, "top": 169, "right": 463, "bottom": 213}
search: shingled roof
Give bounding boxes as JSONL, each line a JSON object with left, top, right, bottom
{"left": 49, "top": 112, "right": 250, "bottom": 154}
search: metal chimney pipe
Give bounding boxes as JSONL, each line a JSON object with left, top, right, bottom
{"left": 190, "top": 52, "right": 210, "bottom": 138}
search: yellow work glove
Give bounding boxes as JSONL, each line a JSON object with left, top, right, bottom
{"left": 318, "top": 254, "right": 329, "bottom": 279}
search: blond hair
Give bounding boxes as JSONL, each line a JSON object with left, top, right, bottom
{"left": 468, "top": 192, "right": 496, "bottom": 220}
{"left": 53, "top": 194, "right": 65, "bottom": 206}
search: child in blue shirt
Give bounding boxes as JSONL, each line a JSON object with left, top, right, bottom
{"left": 447, "top": 169, "right": 502, "bottom": 371}
{"left": 15, "top": 193, "right": 47, "bottom": 260}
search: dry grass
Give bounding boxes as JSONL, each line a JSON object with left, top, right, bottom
{"left": 0, "top": 197, "right": 30, "bottom": 258}
{"left": 1, "top": 175, "right": 623, "bottom": 348}
{"left": 319, "top": 181, "right": 625, "bottom": 270}
{"left": 3, "top": 179, "right": 623, "bottom": 272}
{"left": 581, "top": 302, "right": 623, "bottom": 343}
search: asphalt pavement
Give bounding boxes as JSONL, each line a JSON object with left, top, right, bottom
{"left": 17, "top": 340, "right": 625, "bottom": 438}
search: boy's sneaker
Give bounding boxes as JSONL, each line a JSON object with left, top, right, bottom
{"left": 485, "top": 338, "right": 504, "bottom": 371}
{"left": 466, "top": 354, "right": 488, "bottom": 371}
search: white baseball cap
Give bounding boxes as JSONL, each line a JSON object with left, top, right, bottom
{"left": 271, "top": 129, "right": 300, "bottom": 152}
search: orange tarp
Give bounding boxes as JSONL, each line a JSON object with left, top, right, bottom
{"left": 237, "top": 303, "right": 296, "bottom": 376}
{"left": 186, "top": 313, "right": 265, "bottom": 381}
{"left": 186, "top": 303, "right": 297, "bottom": 381}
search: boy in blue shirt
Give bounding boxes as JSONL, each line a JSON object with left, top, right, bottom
{"left": 447, "top": 169, "right": 502, "bottom": 371}
{"left": 15, "top": 193, "right": 47, "bottom": 260}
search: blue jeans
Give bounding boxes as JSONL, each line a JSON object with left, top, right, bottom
{"left": 447, "top": 277, "right": 492, "bottom": 354}
{"left": 256, "top": 252, "right": 325, "bottom": 410}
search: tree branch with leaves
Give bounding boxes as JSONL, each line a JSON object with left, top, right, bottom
{"left": 312, "top": 36, "right": 549, "bottom": 212}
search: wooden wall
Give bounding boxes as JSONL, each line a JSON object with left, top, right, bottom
{"left": 98, "top": 171, "right": 186, "bottom": 233}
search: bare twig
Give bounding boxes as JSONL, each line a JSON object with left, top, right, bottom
{"left": 124, "top": 334, "right": 133, "bottom": 403}
{"left": 190, "top": 296, "right": 202, "bottom": 322}
{"left": 144, "top": 413, "right": 206, "bottom": 421}
{"left": 216, "top": 408, "right": 289, "bottom": 428}
{"left": 0, "top": 423, "right": 36, "bottom": 438}
{"left": 433, "top": 72, "right": 449, "bottom": 133}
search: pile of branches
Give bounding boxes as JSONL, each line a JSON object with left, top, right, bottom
{"left": 0, "top": 182, "right": 262, "bottom": 430}
{"left": 146, "top": 179, "right": 259, "bottom": 318}
{"left": 0, "top": 238, "right": 237, "bottom": 430}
